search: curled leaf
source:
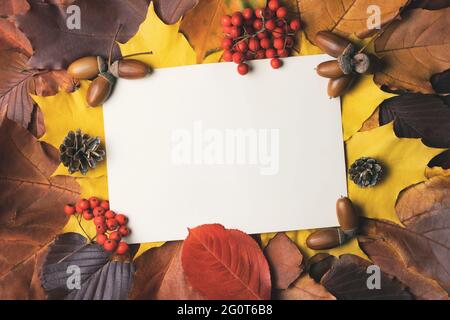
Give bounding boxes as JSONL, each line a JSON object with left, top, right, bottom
{"left": 276, "top": 275, "right": 335, "bottom": 300}
{"left": 153, "top": 0, "right": 199, "bottom": 24}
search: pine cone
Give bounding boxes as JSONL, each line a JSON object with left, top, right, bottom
{"left": 59, "top": 129, "right": 105, "bottom": 175}
{"left": 348, "top": 157, "right": 382, "bottom": 188}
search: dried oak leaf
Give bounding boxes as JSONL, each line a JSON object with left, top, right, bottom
{"left": 264, "top": 232, "right": 303, "bottom": 290}
{"left": 374, "top": 8, "right": 450, "bottom": 94}
{"left": 321, "top": 254, "right": 412, "bottom": 300}
{"left": 182, "top": 224, "right": 271, "bottom": 300}
{"left": 153, "top": 0, "right": 199, "bottom": 25}
{"left": 431, "top": 69, "right": 450, "bottom": 94}
{"left": 41, "top": 233, "right": 134, "bottom": 300}
{"left": 0, "top": 19, "right": 32, "bottom": 55}
{"left": 360, "top": 217, "right": 450, "bottom": 292}
{"left": 129, "top": 241, "right": 203, "bottom": 300}
{"left": 276, "top": 274, "right": 336, "bottom": 300}
{"left": 0, "top": 0, "right": 30, "bottom": 16}
{"left": 16, "top": 0, "right": 151, "bottom": 70}
{"left": 298, "top": 0, "right": 410, "bottom": 43}
{"left": 0, "top": 117, "right": 80, "bottom": 299}
{"left": 180, "top": 0, "right": 266, "bottom": 63}
{"left": 379, "top": 94, "right": 450, "bottom": 148}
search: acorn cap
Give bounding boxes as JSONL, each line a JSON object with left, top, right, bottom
{"left": 337, "top": 43, "right": 356, "bottom": 75}
{"left": 98, "top": 72, "right": 116, "bottom": 85}
{"left": 97, "top": 56, "right": 107, "bottom": 73}
{"left": 109, "top": 61, "right": 120, "bottom": 78}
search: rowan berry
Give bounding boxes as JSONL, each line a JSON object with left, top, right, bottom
{"left": 221, "top": 15, "right": 232, "bottom": 27}
{"left": 271, "top": 58, "right": 282, "bottom": 69}
{"left": 82, "top": 210, "right": 93, "bottom": 220}
{"left": 103, "top": 239, "right": 117, "bottom": 252}
{"left": 93, "top": 206, "right": 105, "bottom": 217}
{"left": 109, "top": 231, "right": 122, "bottom": 242}
{"left": 223, "top": 50, "right": 233, "bottom": 62}
{"left": 221, "top": 38, "right": 233, "bottom": 50}
{"left": 89, "top": 197, "right": 100, "bottom": 208}
{"left": 78, "top": 199, "right": 89, "bottom": 211}
{"left": 232, "top": 52, "right": 244, "bottom": 64}
{"left": 106, "top": 218, "right": 119, "bottom": 231}
{"left": 260, "top": 38, "right": 271, "bottom": 49}
{"left": 119, "top": 225, "right": 131, "bottom": 237}
{"left": 115, "top": 214, "right": 128, "bottom": 226}
{"left": 64, "top": 204, "right": 75, "bottom": 216}
{"left": 100, "top": 200, "right": 109, "bottom": 210}
{"left": 231, "top": 12, "right": 243, "bottom": 26}
{"left": 242, "top": 8, "right": 253, "bottom": 20}
{"left": 273, "top": 37, "right": 285, "bottom": 49}
{"left": 96, "top": 234, "right": 107, "bottom": 245}
{"left": 237, "top": 63, "right": 249, "bottom": 75}
{"left": 105, "top": 210, "right": 116, "bottom": 219}
{"left": 116, "top": 242, "right": 129, "bottom": 255}
{"left": 265, "top": 48, "right": 277, "bottom": 58}
{"left": 276, "top": 7, "right": 287, "bottom": 19}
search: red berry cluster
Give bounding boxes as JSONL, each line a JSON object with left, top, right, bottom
{"left": 221, "top": 0, "right": 301, "bottom": 75}
{"left": 64, "top": 197, "right": 131, "bottom": 255}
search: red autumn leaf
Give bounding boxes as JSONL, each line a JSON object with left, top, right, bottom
{"left": 0, "top": 19, "right": 33, "bottom": 56}
{"left": 182, "top": 224, "right": 271, "bottom": 300}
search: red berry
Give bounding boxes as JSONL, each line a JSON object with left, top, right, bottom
{"left": 231, "top": 12, "right": 243, "bottom": 26}
{"left": 290, "top": 19, "right": 300, "bottom": 31}
{"left": 268, "top": 0, "right": 280, "bottom": 11}
{"left": 94, "top": 216, "right": 105, "bottom": 225}
{"left": 223, "top": 50, "right": 233, "bottom": 62}
{"left": 109, "top": 231, "right": 122, "bottom": 242}
{"left": 105, "top": 210, "right": 116, "bottom": 219}
{"left": 255, "top": 8, "right": 263, "bottom": 18}
{"left": 271, "top": 58, "right": 282, "bottom": 69}
{"left": 265, "top": 19, "right": 276, "bottom": 31}
{"left": 78, "top": 199, "right": 89, "bottom": 211}
{"left": 82, "top": 210, "right": 93, "bottom": 220}
{"left": 64, "top": 204, "right": 75, "bottom": 216}
{"left": 273, "top": 37, "right": 284, "bottom": 50}
{"left": 100, "top": 200, "right": 109, "bottom": 210}
{"left": 230, "top": 26, "right": 241, "bottom": 38}
{"left": 232, "top": 52, "right": 243, "bottom": 64}
{"left": 265, "top": 48, "right": 277, "bottom": 58}
{"left": 237, "top": 63, "right": 249, "bottom": 75}
{"left": 236, "top": 40, "right": 248, "bottom": 53}
{"left": 253, "top": 19, "right": 263, "bottom": 30}
{"left": 103, "top": 239, "right": 117, "bottom": 252}
{"left": 223, "top": 25, "right": 232, "bottom": 36}
{"left": 93, "top": 206, "right": 105, "bottom": 217}
{"left": 96, "top": 224, "right": 106, "bottom": 234}
{"left": 115, "top": 214, "right": 128, "bottom": 226}
{"left": 255, "top": 50, "right": 266, "bottom": 59}
{"left": 96, "top": 234, "right": 107, "bottom": 245}
{"left": 277, "top": 48, "right": 289, "bottom": 57}
{"left": 116, "top": 242, "right": 129, "bottom": 255}
{"left": 221, "top": 38, "right": 233, "bottom": 50}
{"left": 257, "top": 31, "right": 268, "bottom": 39}
{"left": 276, "top": 7, "right": 287, "bottom": 19}
{"left": 221, "top": 15, "right": 232, "bottom": 27}
{"left": 106, "top": 218, "right": 119, "bottom": 231}
{"left": 260, "top": 38, "right": 271, "bottom": 49}
{"left": 248, "top": 38, "right": 260, "bottom": 52}
{"left": 242, "top": 8, "right": 253, "bottom": 20}
{"left": 273, "top": 27, "right": 284, "bottom": 38}
{"left": 119, "top": 225, "right": 131, "bottom": 237}
{"left": 75, "top": 205, "right": 83, "bottom": 214}
{"left": 88, "top": 197, "right": 100, "bottom": 208}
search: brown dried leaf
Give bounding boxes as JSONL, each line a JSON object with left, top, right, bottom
{"left": 0, "top": 0, "right": 30, "bottom": 16}
{"left": 33, "top": 70, "right": 79, "bottom": 97}
{"left": 0, "top": 19, "right": 33, "bottom": 55}
{"left": 307, "top": 253, "right": 336, "bottom": 283}
{"left": 0, "top": 117, "right": 80, "bottom": 299}
{"left": 27, "top": 105, "right": 45, "bottom": 138}
{"left": 129, "top": 241, "right": 203, "bottom": 300}
{"left": 298, "top": 0, "right": 410, "bottom": 43}
{"left": 321, "top": 254, "right": 412, "bottom": 300}
{"left": 374, "top": 8, "right": 450, "bottom": 93}
{"left": 276, "top": 275, "right": 336, "bottom": 300}
{"left": 411, "top": 0, "right": 450, "bottom": 9}
{"left": 264, "top": 233, "right": 303, "bottom": 290}
{"left": 153, "top": 0, "right": 199, "bottom": 24}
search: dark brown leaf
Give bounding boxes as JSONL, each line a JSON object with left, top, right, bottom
{"left": 431, "top": 69, "right": 450, "bottom": 94}
{"left": 41, "top": 233, "right": 134, "bottom": 300}
{"left": 27, "top": 104, "right": 45, "bottom": 138}
{"left": 276, "top": 274, "right": 336, "bottom": 300}
{"left": 129, "top": 241, "right": 203, "bottom": 300}
{"left": 379, "top": 94, "right": 450, "bottom": 148}
{"left": 153, "top": 0, "right": 199, "bottom": 24}
{"left": 428, "top": 149, "right": 450, "bottom": 169}
{"left": 307, "top": 253, "right": 336, "bottom": 283}
{"left": 321, "top": 254, "right": 412, "bottom": 300}
{"left": 0, "top": 118, "right": 80, "bottom": 299}
{"left": 0, "top": 0, "right": 30, "bottom": 16}
{"left": 264, "top": 233, "right": 303, "bottom": 290}
{"left": 16, "top": 0, "right": 150, "bottom": 70}
{"left": 411, "top": 0, "right": 450, "bottom": 9}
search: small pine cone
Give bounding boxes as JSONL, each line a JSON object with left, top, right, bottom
{"left": 348, "top": 157, "right": 382, "bottom": 188}
{"left": 59, "top": 129, "right": 105, "bottom": 175}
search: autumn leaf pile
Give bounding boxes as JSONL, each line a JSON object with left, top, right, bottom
{"left": 1, "top": 0, "right": 450, "bottom": 300}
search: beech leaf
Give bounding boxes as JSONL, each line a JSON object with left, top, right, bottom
{"left": 16, "top": 0, "right": 151, "bottom": 69}
{"left": 41, "top": 233, "right": 134, "bottom": 300}
{"left": 0, "top": 0, "right": 30, "bottom": 16}
{"left": 153, "top": 0, "right": 199, "bottom": 25}
{"left": 264, "top": 233, "right": 303, "bottom": 290}
{"left": 129, "top": 241, "right": 203, "bottom": 300}
{"left": 276, "top": 275, "right": 335, "bottom": 300}
{"left": 379, "top": 94, "right": 450, "bottom": 148}
{"left": 182, "top": 224, "right": 271, "bottom": 300}
{"left": 0, "top": 118, "right": 80, "bottom": 299}
{"left": 374, "top": 8, "right": 450, "bottom": 93}
{"left": 0, "top": 19, "right": 33, "bottom": 55}
{"left": 321, "top": 254, "right": 412, "bottom": 300}
{"left": 298, "top": 0, "right": 409, "bottom": 43}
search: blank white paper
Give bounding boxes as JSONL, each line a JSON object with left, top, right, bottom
{"left": 103, "top": 55, "right": 347, "bottom": 243}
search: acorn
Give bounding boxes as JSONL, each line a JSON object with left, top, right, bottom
{"left": 315, "top": 31, "right": 352, "bottom": 58}
{"left": 336, "top": 197, "right": 358, "bottom": 237}
{"left": 67, "top": 56, "right": 107, "bottom": 80}
{"left": 328, "top": 75, "right": 354, "bottom": 98}
{"left": 306, "top": 228, "right": 349, "bottom": 250}
{"left": 109, "top": 59, "right": 151, "bottom": 79}
{"left": 316, "top": 60, "right": 344, "bottom": 79}
{"left": 86, "top": 72, "right": 116, "bottom": 107}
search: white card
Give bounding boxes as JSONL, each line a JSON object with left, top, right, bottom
{"left": 103, "top": 55, "right": 347, "bottom": 243}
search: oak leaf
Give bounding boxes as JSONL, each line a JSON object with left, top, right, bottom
{"left": 0, "top": 117, "right": 80, "bottom": 299}
{"left": 182, "top": 224, "right": 271, "bottom": 300}
{"left": 276, "top": 275, "right": 335, "bottom": 300}
{"left": 374, "top": 8, "right": 450, "bottom": 93}
{"left": 153, "top": 0, "right": 199, "bottom": 24}
{"left": 298, "top": 0, "right": 409, "bottom": 43}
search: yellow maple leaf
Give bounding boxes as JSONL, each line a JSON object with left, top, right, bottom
{"left": 346, "top": 122, "right": 444, "bottom": 223}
